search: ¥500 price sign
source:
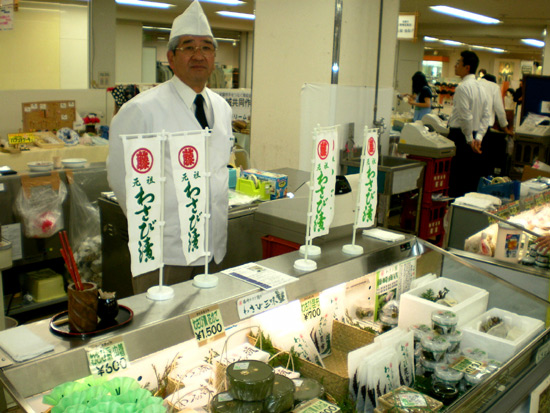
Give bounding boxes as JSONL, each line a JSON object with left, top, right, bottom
{"left": 300, "top": 293, "right": 321, "bottom": 322}
{"left": 189, "top": 305, "right": 226, "bottom": 346}
{"left": 86, "top": 338, "right": 129, "bottom": 377}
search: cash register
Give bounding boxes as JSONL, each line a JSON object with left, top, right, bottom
{"left": 398, "top": 121, "right": 456, "bottom": 158}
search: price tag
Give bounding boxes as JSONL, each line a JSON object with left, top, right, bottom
{"left": 189, "top": 305, "right": 226, "bottom": 346}
{"left": 8, "top": 133, "right": 35, "bottom": 145}
{"left": 294, "top": 398, "right": 341, "bottom": 412}
{"left": 86, "top": 338, "right": 129, "bottom": 377}
{"left": 300, "top": 293, "right": 321, "bottom": 322}
{"left": 237, "top": 287, "right": 288, "bottom": 320}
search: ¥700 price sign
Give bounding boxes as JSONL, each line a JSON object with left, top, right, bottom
{"left": 189, "top": 305, "right": 226, "bottom": 346}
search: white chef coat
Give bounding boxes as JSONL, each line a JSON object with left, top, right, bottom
{"left": 107, "top": 76, "right": 233, "bottom": 267}
{"left": 478, "top": 78, "right": 508, "bottom": 129}
{"left": 448, "top": 74, "right": 491, "bottom": 143}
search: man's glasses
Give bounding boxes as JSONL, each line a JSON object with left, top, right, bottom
{"left": 175, "top": 44, "right": 215, "bottom": 57}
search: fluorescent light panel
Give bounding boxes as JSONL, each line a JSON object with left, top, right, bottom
{"left": 116, "top": 0, "right": 173, "bottom": 9}
{"left": 521, "top": 39, "right": 545, "bottom": 48}
{"left": 440, "top": 39, "right": 462, "bottom": 46}
{"left": 216, "top": 10, "right": 254, "bottom": 19}
{"left": 423, "top": 36, "right": 506, "bottom": 53}
{"left": 430, "top": 5, "right": 501, "bottom": 24}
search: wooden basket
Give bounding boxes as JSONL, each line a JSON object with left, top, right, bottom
{"left": 249, "top": 320, "right": 376, "bottom": 402}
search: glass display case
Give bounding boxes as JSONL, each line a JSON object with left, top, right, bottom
{"left": 0, "top": 232, "right": 548, "bottom": 412}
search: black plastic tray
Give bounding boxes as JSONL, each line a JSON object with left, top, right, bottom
{"left": 49, "top": 305, "right": 133, "bottom": 339}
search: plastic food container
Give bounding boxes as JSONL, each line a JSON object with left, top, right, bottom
{"left": 210, "top": 392, "right": 263, "bottom": 412}
{"left": 446, "top": 352, "right": 463, "bottom": 365}
{"left": 419, "top": 356, "right": 446, "bottom": 378}
{"left": 462, "top": 347, "right": 489, "bottom": 362}
{"left": 432, "top": 381, "right": 459, "bottom": 405}
{"left": 421, "top": 334, "right": 450, "bottom": 362}
{"left": 434, "top": 365, "right": 464, "bottom": 387}
{"left": 410, "top": 324, "right": 432, "bottom": 347}
{"left": 463, "top": 371, "right": 490, "bottom": 390}
{"left": 27, "top": 161, "right": 53, "bottom": 172}
{"left": 263, "top": 375, "right": 295, "bottom": 413}
{"left": 446, "top": 330, "right": 463, "bottom": 353}
{"left": 293, "top": 378, "right": 325, "bottom": 403}
{"left": 431, "top": 310, "right": 458, "bottom": 335}
{"left": 226, "top": 360, "right": 274, "bottom": 401}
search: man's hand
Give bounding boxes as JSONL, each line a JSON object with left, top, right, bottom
{"left": 469, "top": 140, "right": 482, "bottom": 154}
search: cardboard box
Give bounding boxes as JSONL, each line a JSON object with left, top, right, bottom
{"left": 522, "top": 165, "right": 550, "bottom": 181}
{"left": 398, "top": 278, "right": 489, "bottom": 330}
{"left": 241, "top": 169, "right": 288, "bottom": 200}
{"left": 461, "top": 308, "right": 544, "bottom": 363}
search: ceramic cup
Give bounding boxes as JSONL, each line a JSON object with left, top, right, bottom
{"left": 68, "top": 282, "right": 98, "bottom": 333}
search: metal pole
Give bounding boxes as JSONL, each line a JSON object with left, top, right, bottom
{"left": 331, "top": 0, "right": 343, "bottom": 84}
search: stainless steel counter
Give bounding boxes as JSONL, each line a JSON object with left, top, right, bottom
{"left": 0, "top": 232, "right": 416, "bottom": 410}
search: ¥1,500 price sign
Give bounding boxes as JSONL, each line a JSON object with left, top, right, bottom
{"left": 189, "top": 305, "right": 226, "bottom": 346}
{"left": 300, "top": 293, "right": 321, "bottom": 322}
{"left": 86, "top": 338, "right": 129, "bottom": 377}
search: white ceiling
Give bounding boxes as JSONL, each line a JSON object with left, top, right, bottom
{"left": 122, "top": 0, "right": 548, "bottom": 59}
{"left": 399, "top": 0, "right": 548, "bottom": 60}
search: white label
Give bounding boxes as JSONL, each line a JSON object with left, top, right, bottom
{"left": 218, "top": 392, "right": 233, "bottom": 402}
{"left": 541, "top": 101, "right": 550, "bottom": 114}
{"left": 234, "top": 362, "right": 249, "bottom": 370}
{"left": 0, "top": 183, "right": 4, "bottom": 192}
{"left": 237, "top": 287, "right": 288, "bottom": 319}
{"left": 39, "top": 104, "right": 47, "bottom": 110}
{"left": 189, "top": 305, "right": 226, "bottom": 346}
{"left": 536, "top": 340, "right": 550, "bottom": 364}
{"left": 60, "top": 103, "right": 67, "bottom": 108}
{"left": 86, "top": 338, "right": 129, "bottom": 377}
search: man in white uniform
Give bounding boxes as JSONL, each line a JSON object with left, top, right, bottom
{"left": 448, "top": 50, "right": 490, "bottom": 198}
{"left": 107, "top": 0, "right": 233, "bottom": 293}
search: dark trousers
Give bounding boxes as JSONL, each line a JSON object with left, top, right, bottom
{"left": 480, "top": 128, "right": 507, "bottom": 177}
{"left": 448, "top": 128, "right": 480, "bottom": 198}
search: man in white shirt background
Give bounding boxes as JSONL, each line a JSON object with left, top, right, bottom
{"left": 107, "top": 0, "right": 233, "bottom": 294}
{"left": 447, "top": 50, "right": 491, "bottom": 198}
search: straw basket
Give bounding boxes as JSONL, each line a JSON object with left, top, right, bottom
{"left": 249, "top": 320, "right": 376, "bottom": 402}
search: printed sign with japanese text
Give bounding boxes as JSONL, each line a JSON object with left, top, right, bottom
{"left": 355, "top": 128, "right": 379, "bottom": 228}
{"left": 189, "top": 305, "right": 226, "bottom": 346}
{"left": 309, "top": 126, "right": 338, "bottom": 240}
{"left": 122, "top": 134, "right": 163, "bottom": 277}
{"left": 237, "top": 287, "right": 288, "bottom": 320}
{"left": 86, "top": 338, "right": 129, "bottom": 377}
{"left": 300, "top": 293, "right": 321, "bottom": 322}
{"left": 169, "top": 131, "right": 208, "bottom": 264}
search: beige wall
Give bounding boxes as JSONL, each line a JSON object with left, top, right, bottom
{"left": 115, "top": 21, "right": 144, "bottom": 84}
{"left": 0, "top": 3, "right": 87, "bottom": 90}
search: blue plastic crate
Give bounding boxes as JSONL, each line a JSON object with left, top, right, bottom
{"left": 477, "top": 177, "right": 521, "bottom": 201}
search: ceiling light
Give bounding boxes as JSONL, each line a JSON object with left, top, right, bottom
{"left": 216, "top": 10, "right": 254, "bottom": 19}
{"left": 215, "top": 37, "right": 240, "bottom": 43}
{"left": 471, "top": 45, "right": 506, "bottom": 53}
{"left": 430, "top": 6, "right": 501, "bottom": 24}
{"left": 440, "top": 39, "right": 462, "bottom": 46}
{"left": 143, "top": 26, "right": 171, "bottom": 31}
{"left": 423, "top": 36, "right": 438, "bottom": 42}
{"left": 543, "top": 29, "right": 547, "bottom": 37}
{"left": 521, "top": 38, "right": 545, "bottom": 48}
{"left": 116, "top": 0, "right": 173, "bottom": 9}
{"left": 200, "top": 0, "right": 245, "bottom": 4}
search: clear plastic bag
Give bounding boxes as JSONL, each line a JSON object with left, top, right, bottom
{"left": 14, "top": 172, "right": 67, "bottom": 238}
{"left": 67, "top": 171, "right": 100, "bottom": 250}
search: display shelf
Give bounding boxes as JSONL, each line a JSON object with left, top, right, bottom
{"left": 0, "top": 234, "right": 548, "bottom": 412}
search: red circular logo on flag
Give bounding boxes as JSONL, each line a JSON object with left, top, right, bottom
{"left": 179, "top": 146, "right": 199, "bottom": 169}
{"left": 317, "top": 139, "right": 329, "bottom": 160}
{"left": 131, "top": 148, "right": 153, "bottom": 174}
{"left": 367, "top": 137, "right": 376, "bottom": 156}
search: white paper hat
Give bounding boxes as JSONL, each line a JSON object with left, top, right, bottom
{"left": 169, "top": 0, "right": 214, "bottom": 44}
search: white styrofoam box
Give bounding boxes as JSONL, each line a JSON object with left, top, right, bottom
{"left": 461, "top": 308, "right": 545, "bottom": 363}
{"left": 398, "top": 278, "right": 489, "bottom": 330}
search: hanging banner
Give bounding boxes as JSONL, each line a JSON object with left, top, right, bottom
{"left": 355, "top": 128, "right": 378, "bottom": 228}
{"left": 169, "top": 131, "right": 208, "bottom": 264}
{"left": 308, "top": 126, "right": 338, "bottom": 239}
{"left": 122, "top": 134, "right": 163, "bottom": 276}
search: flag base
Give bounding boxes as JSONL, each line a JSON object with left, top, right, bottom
{"left": 193, "top": 273, "right": 219, "bottom": 289}
{"left": 147, "top": 285, "right": 175, "bottom": 301}
{"left": 294, "top": 258, "right": 317, "bottom": 271}
{"left": 299, "top": 245, "right": 321, "bottom": 257}
{"left": 342, "top": 244, "right": 364, "bottom": 256}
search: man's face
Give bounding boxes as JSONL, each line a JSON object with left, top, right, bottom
{"left": 455, "top": 57, "right": 469, "bottom": 78}
{"left": 168, "top": 35, "right": 215, "bottom": 92}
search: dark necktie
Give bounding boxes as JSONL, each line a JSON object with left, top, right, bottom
{"left": 194, "top": 94, "right": 208, "bottom": 129}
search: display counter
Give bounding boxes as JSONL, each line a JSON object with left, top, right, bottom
{"left": 0, "top": 233, "right": 549, "bottom": 412}
{"left": 0, "top": 144, "right": 109, "bottom": 172}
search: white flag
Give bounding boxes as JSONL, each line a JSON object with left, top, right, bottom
{"left": 122, "top": 134, "right": 163, "bottom": 276}
{"left": 169, "top": 131, "right": 208, "bottom": 264}
{"left": 309, "top": 126, "right": 338, "bottom": 239}
{"left": 355, "top": 128, "right": 378, "bottom": 228}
